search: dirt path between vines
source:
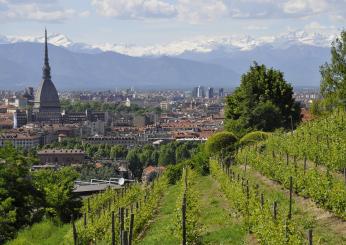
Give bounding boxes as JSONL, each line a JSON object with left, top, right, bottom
{"left": 241, "top": 165, "right": 346, "bottom": 237}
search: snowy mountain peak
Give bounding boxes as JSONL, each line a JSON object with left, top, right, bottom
{"left": 0, "top": 33, "right": 72, "bottom": 47}
{"left": 0, "top": 30, "right": 337, "bottom": 57}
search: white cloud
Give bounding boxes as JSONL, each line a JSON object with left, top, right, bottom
{"left": 4, "top": 4, "right": 75, "bottom": 22}
{"left": 177, "top": 0, "right": 228, "bottom": 23}
{"left": 79, "top": 10, "right": 91, "bottom": 18}
{"left": 282, "top": 0, "right": 328, "bottom": 15}
{"left": 90, "top": 0, "right": 346, "bottom": 22}
{"left": 91, "top": 0, "right": 227, "bottom": 22}
{"left": 246, "top": 24, "right": 268, "bottom": 30}
{"left": 305, "top": 21, "right": 326, "bottom": 30}
{"left": 0, "top": 0, "right": 85, "bottom": 22}
{"left": 91, "top": 0, "right": 177, "bottom": 19}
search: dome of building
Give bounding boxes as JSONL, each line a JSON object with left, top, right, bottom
{"left": 34, "top": 79, "right": 60, "bottom": 112}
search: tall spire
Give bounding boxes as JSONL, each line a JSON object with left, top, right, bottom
{"left": 42, "top": 28, "right": 51, "bottom": 81}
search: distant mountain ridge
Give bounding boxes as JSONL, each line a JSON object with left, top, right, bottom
{"left": 0, "top": 30, "right": 334, "bottom": 89}
{"left": 0, "top": 42, "right": 239, "bottom": 90}
{"left": 0, "top": 30, "right": 336, "bottom": 56}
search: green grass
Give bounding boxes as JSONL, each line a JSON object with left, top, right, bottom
{"left": 138, "top": 184, "right": 181, "bottom": 245}
{"left": 139, "top": 175, "right": 249, "bottom": 245}
{"left": 195, "top": 175, "right": 247, "bottom": 245}
{"left": 6, "top": 219, "right": 71, "bottom": 245}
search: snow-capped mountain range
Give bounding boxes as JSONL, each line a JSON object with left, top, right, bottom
{"left": 0, "top": 30, "right": 336, "bottom": 89}
{"left": 0, "top": 30, "right": 337, "bottom": 57}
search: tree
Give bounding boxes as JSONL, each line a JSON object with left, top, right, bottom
{"left": 32, "top": 167, "right": 81, "bottom": 222}
{"left": 320, "top": 30, "right": 346, "bottom": 104}
{"left": 158, "top": 143, "right": 176, "bottom": 165}
{"left": 140, "top": 147, "right": 154, "bottom": 167}
{"left": 150, "top": 150, "right": 160, "bottom": 166}
{"left": 225, "top": 62, "right": 301, "bottom": 135}
{"left": 175, "top": 143, "right": 191, "bottom": 163}
{"left": 205, "top": 131, "right": 238, "bottom": 156}
{"left": 126, "top": 149, "right": 143, "bottom": 178}
{"left": 110, "top": 145, "right": 128, "bottom": 160}
{"left": 249, "top": 101, "right": 282, "bottom": 131}
{"left": 0, "top": 144, "right": 41, "bottom": 243}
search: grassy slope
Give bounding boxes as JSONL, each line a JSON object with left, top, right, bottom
{"left": 140, "top": 175, "right": 249, "bottom": 245}
{"left": 6, "top": 220, "right": 70, "bottom": 245}
{"left": 138, "top": 184, "right": 180, "bottom": 245}
{"left": 196, "top": 175, "right": 247, "bottom": 244}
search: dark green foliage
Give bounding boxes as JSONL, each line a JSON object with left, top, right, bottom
{"left": 126, "top": 149, "right": 144, "bottom": 178}
{"left": 225, "top": 62, "right": 301, "bottom": 135}
{"left": 158, "top": 143, "right": 177, "bottom": 165}
{"left": 110, "top": 145, "right": 128, "bottom": 160}
{"left": 32, "top": 167, "right": 81, "bottom": 222}
{"left": 140, "top": 145, "right": 155, "bottom": 167}
{"left": 320, "top": 30, "right": 346, "bottom": 104}
{"left": 0, "top": 152, "right": 41, "bottom": 243}
{"left": 77, "top": 164, "right": 118, "bottom": 181}
{"left": 175, "top": 143, "right": 191, "bottom": 163}
{"left": 189, "top": 146, "right": 210, "bottom": 175}
{"left": 150, "top": 150, "right": 160, "bottom": 165}
{"left": 60, "top": 99, "right": 162, "bottom": 116}
{"left": 166, "top": 163, "right": 184, "bottom": 185}
{"left": 248, "top": 101, "right": 282, "bottom": 131}
{"left": 205, "top": 132, "right": 238, "bottom": 156}
{"left": 0, "top": 145, "right": 42, "bottom": 243}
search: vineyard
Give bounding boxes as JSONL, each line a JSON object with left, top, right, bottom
{"left": 67, "top": 176, "right": 168, "bottom": 244}
{"left": 7, "top": 111, "right": 346, "bottom": 244}
{"left": 265, "top": 109, "right": 346, "bottom": 172}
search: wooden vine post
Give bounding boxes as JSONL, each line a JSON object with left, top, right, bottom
{"left": 273, "top": 201, "right": 277, "bottom": 220}
{"left": 122, "top": 230, "right": 128, "bottom": 245}
{"left": 308, "top": 229, "right": 313, "bottom": 245}
{"left": 260, "top": 193, "right": 264, "bottom": 209}
{"left": 288, "top": 176, "right": 293, "bottom": 220}
{"left": 120, "top": 207, "right": 124, "bottom": 244}
{"left": 111, "top": 211, "right": 115, "bottom": 245}
{"left": 129, "top": 213, "right": 135, "bottom": 245}
{"left": 83, "top": 212, "right": 87, "bottom": 227}
{"left": 72, "top": 215, "right": 78, "bottom": 245}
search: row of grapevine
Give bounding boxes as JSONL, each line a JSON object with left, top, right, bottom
{"left": 174, "top": 168, "right": 202, "bottom": 244}
{"left": 266, "top": 110, "right": 346, "bottom": 172}
{"left": 210, "top": 160, "right": 312, "bottom": 244}
{"left": 237, "top": 146, "right": 346, "bottom": 220}
{"left": 65, "top": 176, "right": 168, "bottom": 244}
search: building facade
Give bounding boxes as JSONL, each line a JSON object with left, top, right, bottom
{"left": 37, "top": 149, "right": 85, "bottom": 165}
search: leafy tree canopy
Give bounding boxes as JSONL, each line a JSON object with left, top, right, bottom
{"left": 32, "top": 167, "right": 81, "bottom": 222}
{"left": 0, "top": 144, "right": 41, "bottom": 243}
{"left": 320, "top": 30, "right": 346, "bottom": 105}
{"left": 126, "top": 149, "right": 144, "bottom": 178}
{"left": 225, "top": 62, "right": 301, "bottom": 136}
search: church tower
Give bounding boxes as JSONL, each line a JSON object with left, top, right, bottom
{"left": 33, "top": 29, "right": 61, "bottom": 114}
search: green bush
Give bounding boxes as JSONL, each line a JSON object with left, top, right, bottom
{"left": 205, "top": 131, "right": 238, "bottom": 156}
{"left": 239, "top": 131, "right": 270, "bottom": 146}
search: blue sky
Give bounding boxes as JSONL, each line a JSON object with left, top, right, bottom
{"left": 0, "top": 0, "right": 345, "bottom": 45}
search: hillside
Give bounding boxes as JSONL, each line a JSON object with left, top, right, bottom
{"left": 7, "top": 110, "right": 346, "bottom": 244}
